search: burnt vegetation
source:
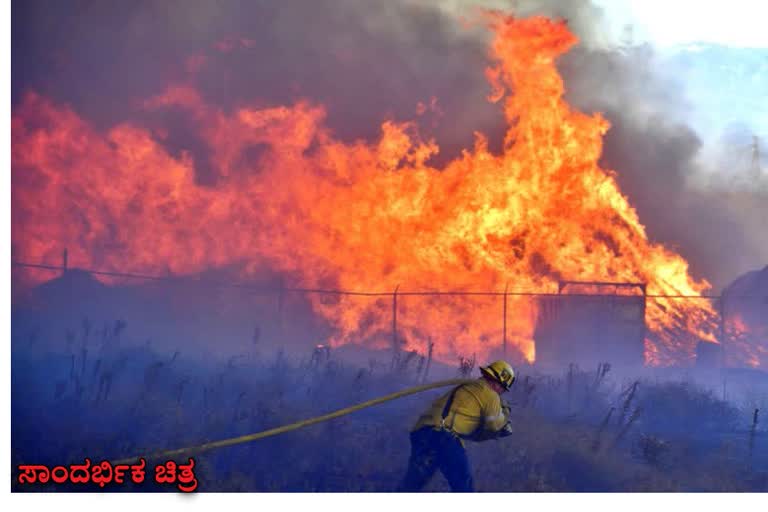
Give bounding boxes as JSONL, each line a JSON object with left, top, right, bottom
{"left": 11, "top": 320, "right": 768, "bottom": 492}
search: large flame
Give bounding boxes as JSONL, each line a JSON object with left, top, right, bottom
{"left": 12, "top": 14, "right": 721, "bottom": 365}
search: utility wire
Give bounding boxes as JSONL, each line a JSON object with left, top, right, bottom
{"left": 14, "top": 260, "right": 762, "bottom": 299}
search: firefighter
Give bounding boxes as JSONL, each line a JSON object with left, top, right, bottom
{"left": 398, "top": 360, "right": 516, "bottom": 492}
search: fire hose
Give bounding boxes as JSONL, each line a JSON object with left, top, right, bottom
{"left": 112, "top": 378, "right": 475, "bottom": 466}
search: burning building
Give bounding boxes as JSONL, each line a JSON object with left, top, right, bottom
{"left": 12, "top": 14, "right": 733, "bottom": 368}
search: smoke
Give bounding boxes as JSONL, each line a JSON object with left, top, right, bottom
{"left": 433, "top": 0, "right": 768, "bottom": 290}
{"left": 12, "top": 0, "right": 504, "bottom": 164}
{"left": 12, "top": 0, "right": 766, "bottom": 290}
{"left": 547, "top": 12, "right": 768, "bottom": 291}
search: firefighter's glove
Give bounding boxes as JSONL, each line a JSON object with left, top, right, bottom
{"left": 496, "top": 422, "right": 514, "bottom": 438}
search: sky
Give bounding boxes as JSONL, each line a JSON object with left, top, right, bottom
{"left": 593, "top": 0, "right": 768, "bottom": 49}
{"left": 592, "top": 0, "right": 768, "bottom": 165}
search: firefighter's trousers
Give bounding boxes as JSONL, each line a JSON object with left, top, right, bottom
{"left": 398, "top": 427, "right": 473, "bottom": 492}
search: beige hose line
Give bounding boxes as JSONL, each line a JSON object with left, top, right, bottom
{"left": 112, "top": 378, "right": 474, "bottom": 465}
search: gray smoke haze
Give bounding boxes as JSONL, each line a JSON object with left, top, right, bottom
{"left": 416, "top": 0, "right": 768, "bottom": 291}
{"left": 12, "top": 0, "right": 767, "bottom": 291}
{"left": 12, "top": 0, "right": 504, "bottom": 159}
{"left": 538, "top": 6, "right": 768, "bottom": 291}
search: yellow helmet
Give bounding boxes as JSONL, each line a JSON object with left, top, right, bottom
{"left": 480, "top": 360, "right": 516, "bottom": 390}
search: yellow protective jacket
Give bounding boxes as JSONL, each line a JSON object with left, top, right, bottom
{"left": 412, "top": 378, "right": 509, "bottom": 443}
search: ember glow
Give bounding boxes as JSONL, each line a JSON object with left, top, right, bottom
{"left": 726, "top": 313, "right": 768, "bottom": 368}
{"left": 12, "top": 14, "right": 722, "bottom": 365}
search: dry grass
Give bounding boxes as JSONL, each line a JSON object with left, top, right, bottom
{"left": 10, "top": 323, "right": 768, "bottom": 492}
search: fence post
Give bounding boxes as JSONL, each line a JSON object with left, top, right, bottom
{"left": 277, "top": 286, "right": 285, "bottom": 345}
{"left": 503, "top": 282, "right": 509, "bottom": 358}
{"left": 392, "top": 285, "right": 400, "bottom": 364}
{"left": 61, "top": 248, "right": 68, "bottom": 276}
{"left": 719, "top": 295, "right": 727, "bottom": 347}
{"left": 749, "top": 408, "right": 759, "bottom": 463}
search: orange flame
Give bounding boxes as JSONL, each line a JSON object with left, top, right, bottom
{"left": 12, "top": 14, "right": 723, "bottom": 365}
{"left": 726, "top": 313, "right": 767, "bottom": 368}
